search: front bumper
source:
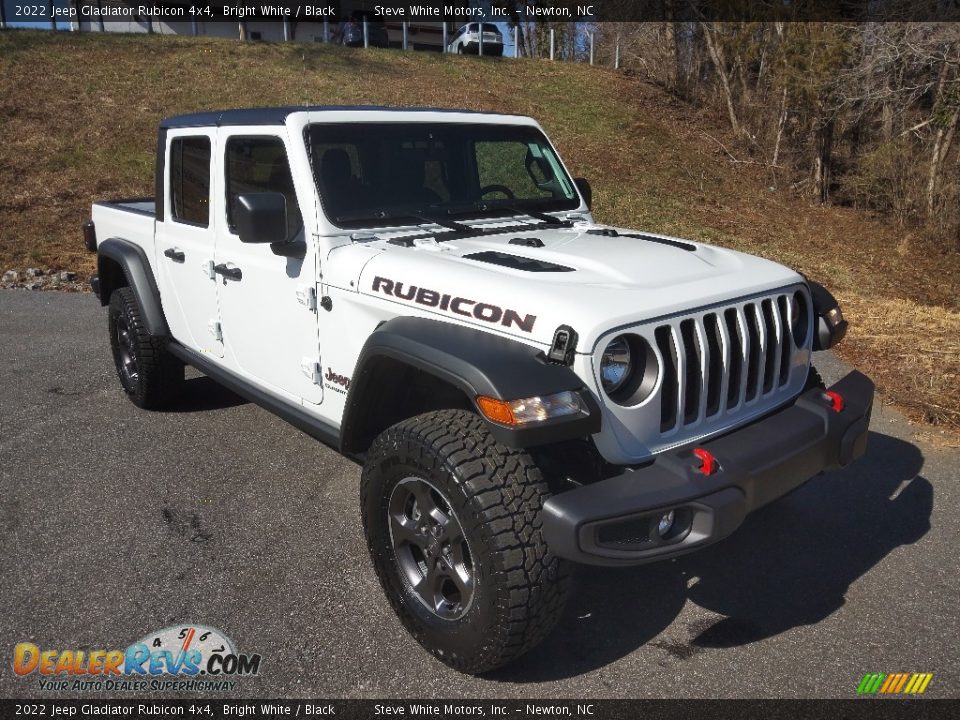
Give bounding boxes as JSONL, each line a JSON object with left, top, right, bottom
{"left": 542, "top": 370, "right": 874, "bottom": 566}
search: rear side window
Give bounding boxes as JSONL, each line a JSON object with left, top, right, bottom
{"left": 170, "top": 137, "right": 211, "bottom": 226}
{"left": 225, "top": 136, "right": 303, "bottom": 241}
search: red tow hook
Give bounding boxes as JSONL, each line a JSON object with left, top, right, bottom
{"left": 693, "top": 447, "right": 718, "bottom": 476}
{"left": 823, "top": 390, "right": 845, "bottom": 413}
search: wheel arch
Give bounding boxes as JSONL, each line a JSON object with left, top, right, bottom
{"left": 340, "top": 316, "right": 600, "bottom": 455}
{"left": 97, "top": 238, "right": 169, "bottom": 338}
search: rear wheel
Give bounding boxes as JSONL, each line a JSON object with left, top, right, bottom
{"left": 108, "top": 287, "right": 183, "bottom": 409}
{"left": 361, "top": 409, "right": 570, "bottom": 674}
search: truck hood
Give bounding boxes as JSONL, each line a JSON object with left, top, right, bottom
{"left": 355, "top": 223, "right": 803, "bottom": 352}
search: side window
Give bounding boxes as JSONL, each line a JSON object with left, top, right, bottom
{"left": 170, "top": 136, "right": 211, "bottom": 226}
{"left": 225, "top": 136, "right": 303, "bottom": 241}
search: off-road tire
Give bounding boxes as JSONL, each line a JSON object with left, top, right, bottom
{"left": 108, "top": 287, "right": 183, "bottom": 409}
{"left": 361, "top": 409, "right": 571, "bottom": 674}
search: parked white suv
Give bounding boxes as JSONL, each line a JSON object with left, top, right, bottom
{"left": 86, "top": 106, "right": 873, "bottom": 674}
{"left": 448, "top": 22, "right": 504, "bottom": 55}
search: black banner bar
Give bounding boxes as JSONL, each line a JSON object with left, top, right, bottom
{"left": 1, "top": 699, "right": 958, "bottom": 720}
{"left": 10, "top": 0, "right": 960, "bottom": 24}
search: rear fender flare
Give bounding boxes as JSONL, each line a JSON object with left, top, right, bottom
{"left": 97, "top": 238, "right": 169, "bottom": 337}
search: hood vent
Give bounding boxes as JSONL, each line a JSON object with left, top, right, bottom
{"left": 465, "top": 251, "right": 574, "bottom": 273}
{"left": 509, "top": 237, "right": 545, "bottom": 248}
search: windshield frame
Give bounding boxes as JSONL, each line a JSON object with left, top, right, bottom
{"left": 303, "top": 120, "right": 584, "bottom": 232}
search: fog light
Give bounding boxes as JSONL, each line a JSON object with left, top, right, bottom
{"left": 657, "top": 511, "right": 675, "bottom": 538}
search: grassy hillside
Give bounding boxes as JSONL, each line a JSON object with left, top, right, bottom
{"left": 1, "top": 30, "right": 957, "bottom": 438}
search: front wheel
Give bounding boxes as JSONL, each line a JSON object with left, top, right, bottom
{"left": 361, "top": 410, "right": 570, "bottom": 674}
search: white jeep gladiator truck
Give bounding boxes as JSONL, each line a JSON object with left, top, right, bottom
{"left": 86, "top": 106, "right": 873, "bottom": 674}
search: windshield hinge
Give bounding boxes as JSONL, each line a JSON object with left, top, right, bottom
{"left": 350, "top": 232, "right": 381, "bottom": 243}
{"left": 547, "top": 325, "right": 578, "bottom": 365}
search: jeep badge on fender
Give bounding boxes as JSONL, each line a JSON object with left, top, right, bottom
{"left": 87, "top": 106, "right": 874, "bottom": 675}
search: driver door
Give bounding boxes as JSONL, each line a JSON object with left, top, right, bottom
{"left": 213, "top": 129, "right": 323, "bottom": 405}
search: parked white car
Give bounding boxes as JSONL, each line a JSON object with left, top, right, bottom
{"left": 448, "top": 22, "right": 504, "bottom": 55}
{"left": 87, "top": 106, "right": 872, "bottom": 675}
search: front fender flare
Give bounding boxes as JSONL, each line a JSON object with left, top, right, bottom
{"left": 340, "top": 316, "right": 600, "bottom": 452}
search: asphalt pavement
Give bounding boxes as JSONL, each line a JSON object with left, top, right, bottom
{"left": 1, "top": 289, "right": 957, "bottom": 699}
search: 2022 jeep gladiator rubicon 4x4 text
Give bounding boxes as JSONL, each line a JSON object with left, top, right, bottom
{"left": 86, "top": 106, "right": 873, "bottom": 673}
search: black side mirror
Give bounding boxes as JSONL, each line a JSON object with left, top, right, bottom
{"left": 234, "top": 192, "right": 288, "bottom": 245}
{"left": 574, "top": 177, "right": 592, "bottom": 210}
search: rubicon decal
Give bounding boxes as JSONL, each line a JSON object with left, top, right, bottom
{"left": 13, "top": 625, "right": 261, "bottom": 692}
{"left": 372, "top": 276, "right": 537, "bottom": 333}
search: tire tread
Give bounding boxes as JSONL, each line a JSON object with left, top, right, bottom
{"left": 361, "top": 409, "right": 570, "bottom": 673}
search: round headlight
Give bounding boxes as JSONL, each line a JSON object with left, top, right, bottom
{"left": 600, "top": 335, "right": 633, "bottom": 394}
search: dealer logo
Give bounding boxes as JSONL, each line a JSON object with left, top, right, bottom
{"left": 13, "top": 625, "right": 261, "bottom": 692}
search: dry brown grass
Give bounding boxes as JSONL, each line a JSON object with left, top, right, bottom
{"left": 1, "top": 30, "right": 958, "bottom": 436}
{"left": 840, "top": 295, "right": 960, "bottom": 430}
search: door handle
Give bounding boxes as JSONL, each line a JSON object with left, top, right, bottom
{"left": 213, "top": 263, "right": 242, "bottom": 281}
{"left": 163, "top": 247, "right": 185, "bottom": 263}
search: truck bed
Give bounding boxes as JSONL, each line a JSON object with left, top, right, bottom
{"left": 91, "top": 197, "right": 156, "bottom": 253}
{"left": 95, "top": 197, "right": 156, "bottom": 217}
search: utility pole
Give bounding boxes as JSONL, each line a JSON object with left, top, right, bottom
{"left": 549, "top": 28, "right": 555, "bottom": 61}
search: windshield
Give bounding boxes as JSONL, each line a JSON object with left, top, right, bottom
{"left": 305, "top": 122, "right": 579, "bottom": 229}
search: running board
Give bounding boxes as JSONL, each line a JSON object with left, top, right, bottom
{"left": 167, "top": 342, "right": 344, "bottom": 454}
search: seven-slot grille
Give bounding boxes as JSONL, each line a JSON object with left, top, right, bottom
{"left": 653, "top": 290, "right": 808, "bottom": 435}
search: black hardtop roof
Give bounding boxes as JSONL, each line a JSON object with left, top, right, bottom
{"left": 159, "top": 105, "right": 523, "bottom": 129}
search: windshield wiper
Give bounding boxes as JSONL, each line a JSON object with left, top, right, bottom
{"left": 410, "top": 211, "right": 473, "bottom": 233}
{"left": 333, "top": 208, "right": 472, "bottom": 233}
{"left": 437, "top": 202, "right": 570, "bottom": 227}
{"left": 502, "top": 205, "right": 568, "bottom": 226}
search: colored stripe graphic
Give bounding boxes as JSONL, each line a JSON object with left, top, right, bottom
{"left": 857, "top": 672, "right": 932, "bottom": 695}
{"left": 858, "top": 673, "right": 885, "bottom": 694}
